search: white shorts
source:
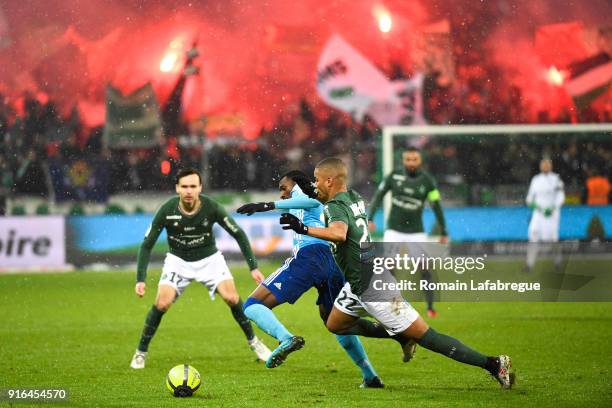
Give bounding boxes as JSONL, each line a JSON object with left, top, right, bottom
{"left": 384, "top": 230, "right": 428, "bottom": 242}
{"left": 384, "top": 229, "right": 432, "bottom": 259}
{"left": 528, "top": 212, "right": 560, "bottom": 242}
{"left": 333, "top": 282, "right": 420, "bottom": 335}
{"left": 158, "top": 251, "right": 233, "bottom": 300}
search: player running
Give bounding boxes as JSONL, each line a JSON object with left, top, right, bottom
{"left": 280, "top": 158, "right": 514, "bottom": 389}
{"left": 368, "top": 146, "right": 448, "bottom": 317}
{"left": 130, "top": 168, "right": 271, "bottom": 369}
{"left": 237, "top": 170, "right": 385, "bottom": 388}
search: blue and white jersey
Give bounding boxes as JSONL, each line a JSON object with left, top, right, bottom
{"left": 274, "top": 184, "right": 328, "bottom": 252}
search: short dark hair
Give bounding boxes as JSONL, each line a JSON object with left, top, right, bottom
{"left": 404, "top": 146, "right": 420, "bottom": 153}
{"left": 175, "top": 168, "right": 202, "bottom": 185}
{"left": 315, "top": 157, "right": 347, "bottom": 181}
{"left": 280, "top": 170, "right": 309, "bottom": 182}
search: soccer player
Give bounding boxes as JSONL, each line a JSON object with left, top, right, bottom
{"left": 236, "top": 170, "right": 384, "bottom": 388}
{"left": 525, "top": 158, "right": 565, "bottom": 271}
{"left": 130, "top": 168, "right": 271, "bottom": 369}
{"left": 280, "top": 158, "right": 514, "bottom": 389}
{"left": 368, "top": 146, "right": 448, "bottom": 317}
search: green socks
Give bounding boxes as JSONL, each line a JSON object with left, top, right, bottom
{"left": 138, "top": 305, "right": 165, "bottom": 352}
{"left": 230, "top": 299, "right": 255, "bottom": 341}
{"left": 416, "top": 328, "right": 487, "bottom": 368}
{"left": 341, "top": 319, "right": 393, "bottom": 339}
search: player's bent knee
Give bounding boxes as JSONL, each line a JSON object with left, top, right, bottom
{"left": 223, "top": 293, "right": 240, "bottom": 306}
{"left": 325, "top": 320, "right": 344, "bottom": 334}
{"left": 156, "top": 285, "right": 177, "bottom": 311}
{"left": 243, "top": 297, "right": 262, "bottom": 311}
{"left": 155, "top": 298, "right": 173, "bottom": 312}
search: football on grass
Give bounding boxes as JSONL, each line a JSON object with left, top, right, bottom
{"left": 166, "top": 364, "right": 201, "bottom": 397}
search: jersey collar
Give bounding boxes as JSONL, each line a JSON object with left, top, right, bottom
{"left": 290, "top": 183, "right": 303, "bottom": 197}
{"left": 404, "top": 168, "right": 422, "bottom": 178}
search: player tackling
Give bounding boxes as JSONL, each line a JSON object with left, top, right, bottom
{"left": 237, "top": 170, "right": 385, "bottom": 388}
{"left": 368, "top": 146, "right": 447, "bottom": 317}
{"left": 280, "top": 157, "right": 514, "bottom": 388}
{"left": 130, "top": 168, "right": 271, "bottom": 369}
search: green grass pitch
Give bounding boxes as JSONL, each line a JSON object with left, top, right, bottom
{"left": 1, "top": 261, "right": 611, "bottom": 407}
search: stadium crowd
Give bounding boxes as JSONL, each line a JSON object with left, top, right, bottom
{"left": 1, "top": 88, "right": 610, "bottom": 208}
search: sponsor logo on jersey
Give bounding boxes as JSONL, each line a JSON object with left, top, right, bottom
{"left": 392, "top": 197, "right": 423, "bottom": 210}
{"left": 274, "top": 282, "right": 282, "bottom": 290}
{"left": 168, "top": 234, "right": 209, "bottom": 246}
{"left": 184, "top": 227, "right": 195, "bottom": 231}
{"left": 166, "top": 215, "right": 182, "bottom": 220}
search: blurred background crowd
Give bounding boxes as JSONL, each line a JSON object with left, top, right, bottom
{"left": 0, "top": 0, "right": 610, "bottom": 212}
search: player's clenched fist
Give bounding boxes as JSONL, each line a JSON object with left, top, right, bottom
{"left": 280, "top": 213, "right": 309, "bottom": 235}
{"left": 250, "top": 268, "right": 265, "bottom": 284}
{"left": 135, "top": 282, "right": 146, "bottom": 297}
{"left": 237, "top": 202, "right": 275, "bottom": 215}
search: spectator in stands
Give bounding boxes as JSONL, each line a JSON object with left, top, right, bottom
{"left": 584, "top": 169, "right": 610, "bottom": 206}
{"left": 0, "top": 155, "right": 13, "bottom": 215}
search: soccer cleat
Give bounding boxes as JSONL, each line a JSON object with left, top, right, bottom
{"left": 401, "top": 339, "right": 417, "bottom": 363}
{"left": 130, "top": 350, "right": 147, "bottom": 369}
{"left": 360, "top": 376, "right": 385, "bottom": 388}
{"left": 491, "top": 355, "right": 515, "bottom": 389}
{"left": 265, "top": 336, "right": 305, "bottom": 368}
{"left": 427, "top": 308, "right": 438, "bottom": 318}
{"left": 249, "top": 336, "right": 272, "bottom": 362}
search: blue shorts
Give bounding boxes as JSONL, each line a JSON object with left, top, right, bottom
{"left": 262, "top": 243, "right": 345, "bottom": 313}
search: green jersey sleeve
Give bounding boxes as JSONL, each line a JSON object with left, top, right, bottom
{"left": 215, "top": 203, "right": 258, "bottom": 270}
{"left": 368, "top": 173, "right": 392, "bottom": 221}
{"left": 325, "top": 201, "right": 349, "bottom": 226}
{"left": 136, "top": 204, "right": 166, "bottom": 282}
{"left": 425, "top": 175, "right": 447, "bottom": 235}
{"left": 426, "top": 175, "right": 441, "bottom": 202}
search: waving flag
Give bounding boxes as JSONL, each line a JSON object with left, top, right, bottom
{"left": 316, "top": 35, "right": 425, "bottom": 125}
{"left": 316, "top": 35, "right": 392, "bottom": 120}
{"left": 565, "top": 52, "right": 612, "bottom": 109}
{"left": 103, "top": 83, "right": 162, "bottom": 148}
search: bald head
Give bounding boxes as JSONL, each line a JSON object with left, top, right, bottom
{"left": 316, "top": 157, "right": 348, "bottom": 183}
{"left": 313, "top": 157, "right": 348, "bottom": 202}
{"left": 540, "top": 159, "right": 552, "bottom": 174}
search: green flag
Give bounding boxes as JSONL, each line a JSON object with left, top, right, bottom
{"left": 103, "top": 83, "right": 162, "bottom": 148}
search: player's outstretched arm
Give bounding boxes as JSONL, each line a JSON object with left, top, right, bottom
{"left": 274, "top": 195, "right": 320, "bottom": 210}
{"left": 237, "top": 195, "right": 320, "bottom": 216}
{"left": 237, "top": 202, "right": 275, "bottom": 215}
{"left": 280, "top": 213, "right": 347, "bottom": 242}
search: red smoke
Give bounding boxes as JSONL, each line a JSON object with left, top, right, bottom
{"left": 0, "top": 0, "right": 609, "bottom": 135}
